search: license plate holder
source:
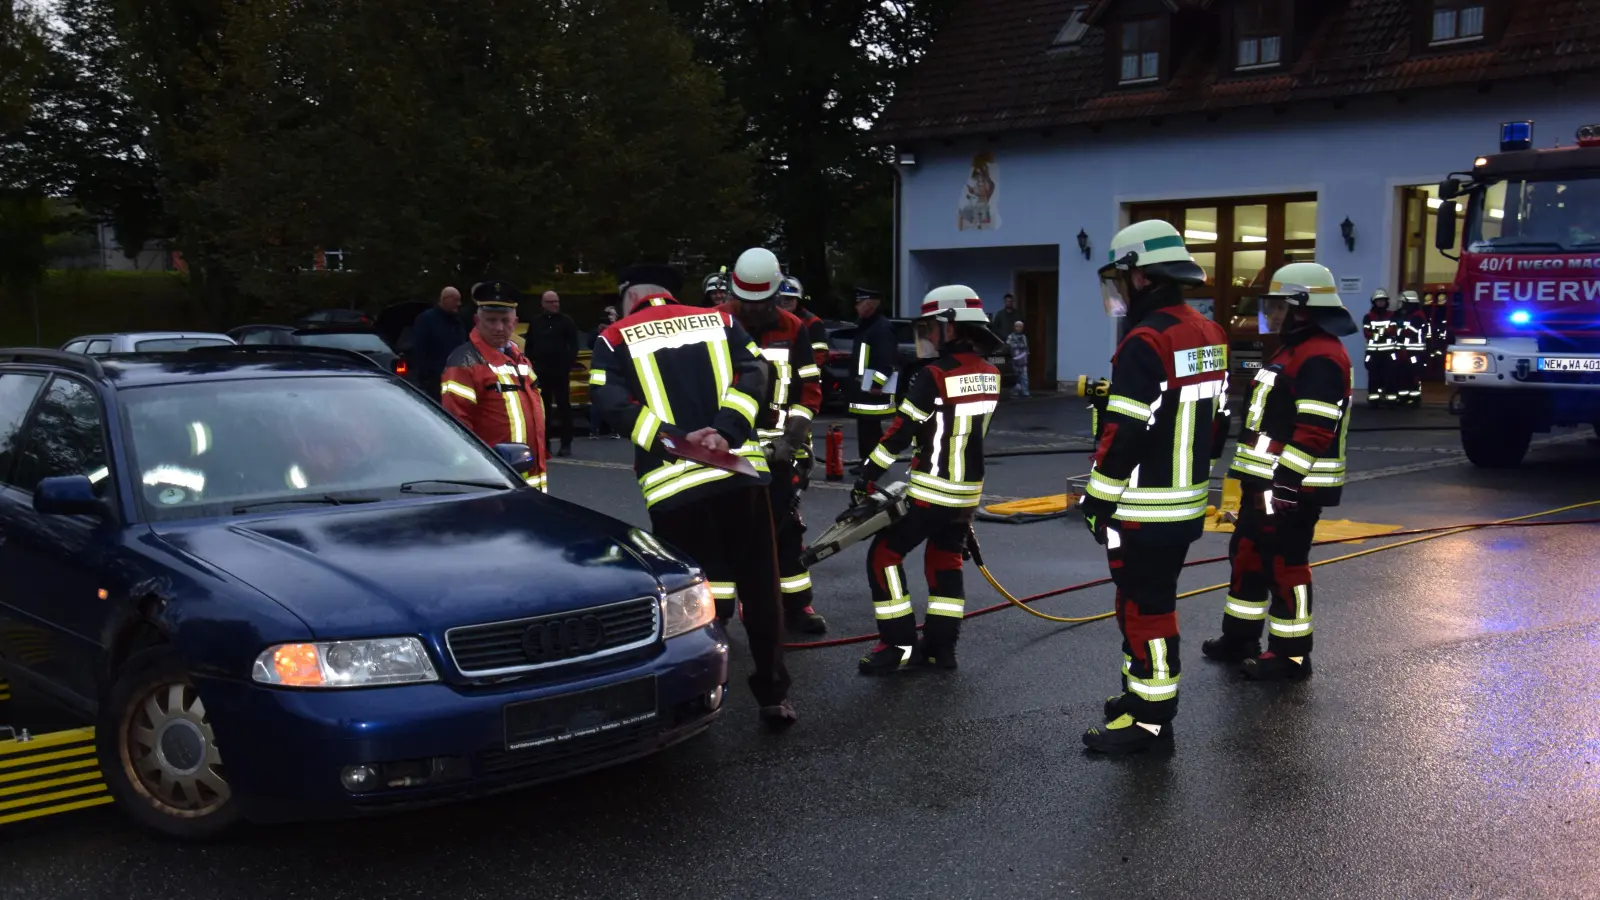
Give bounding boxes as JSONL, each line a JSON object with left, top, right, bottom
{"left": 1537, "top": 357, "right": 1600, "bottom": 372}
{"left": 502, "top": 676, "right": 659, "bottom": 752}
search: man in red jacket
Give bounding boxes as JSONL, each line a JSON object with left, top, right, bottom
{"left": 440, "top": 280, "right": 548, "bottom": 490}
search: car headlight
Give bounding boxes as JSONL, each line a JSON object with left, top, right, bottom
{"left": 251, "top": 637, "right": 439, "bottom": 688}
{"left": 661, "top": 580, "right": 715, "bottom": 639}
{"left": 1446, "top": 351, "right": 1492, "bottom": 375}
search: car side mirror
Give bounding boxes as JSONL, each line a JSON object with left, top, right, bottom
{"left": 1435, "top": 201, "right": 1459, "bottom": 252}
{"left": 495, "top": 443, "right": 537, "bottom": 474}
{"left": 33, "top": 475, "right": 111, "bottom": 519}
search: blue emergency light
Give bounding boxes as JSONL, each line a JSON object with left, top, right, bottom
{"left": 1509, "top": 309, "right": 1532, "bottom": 325}
{"left": 1500, "top": 121, "right": 1534, "bottom": 152}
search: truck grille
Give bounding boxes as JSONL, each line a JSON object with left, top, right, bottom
{"left": 445, "top": 596, "right": 660, "bottom": 676}
{"left": 1538, "top": 334, "right": 1600, "bottom": 354}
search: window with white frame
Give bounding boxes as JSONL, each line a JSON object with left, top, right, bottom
{"left": 1120, "top": 18, "right": 1161, "bottom": 83}
{"left": 1236, "top": 0, "right": 1283, "bottom": 69}
{"left": 1431, "top": 2, "right": 1485, "bottom": 44}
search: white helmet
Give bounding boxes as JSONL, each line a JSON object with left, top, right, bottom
{"left": 778, "top": 276, "right": 803, "bottom": 300}
{"left": 917, "top": 285, "right": 991, "bottom": 325}
{"left": 731, "top": 248, "right": 782, "bottom": 301}
{"left": 1264, "top": 262, "right": 1359, "bottom": 336}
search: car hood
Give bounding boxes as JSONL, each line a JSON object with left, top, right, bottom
{"left": 152, "top": 491, "right": 695, "bottom": 640}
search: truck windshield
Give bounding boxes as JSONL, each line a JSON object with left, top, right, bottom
{"left": 1467, "top": 174, "right": 1600, "bottom": 253}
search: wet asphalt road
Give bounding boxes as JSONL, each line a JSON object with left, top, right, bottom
{"left": 4, "top": 394, "right": 1600, "bottom": 899}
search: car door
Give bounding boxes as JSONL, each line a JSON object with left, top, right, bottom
{"left": 0, "top": 371, "right": 49, "bottom": 681}
{"left": 0, "top": 374, "right": 118, "bottom": 707}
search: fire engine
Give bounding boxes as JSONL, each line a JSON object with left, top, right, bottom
{"left": 1435, "top": 121, "right": 1600, "bottom": 467}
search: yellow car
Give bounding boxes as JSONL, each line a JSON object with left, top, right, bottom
{"left": 511, "top": 325, "right": 592, "bottom": 407}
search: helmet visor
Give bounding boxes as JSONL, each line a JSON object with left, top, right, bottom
{"left": 1258, "top": 296, "right": 1289, "bottom": 335}
{"left": 1099, "top": 269, "right": 1130, "bottom": 318}
{"left": 913, "top": 318, "right": 943, "bottom": 358}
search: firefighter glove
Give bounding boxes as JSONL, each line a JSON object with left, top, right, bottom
{"left": 850, "top": 478, "right": 875, "bottom": 509}
{"left": 783, "top": 416, "right": 812, "bottom": 455}
{"left": 1077, "top": 493, "right": 1118, "bottom": 545}
{"left": 769, "top": 436, "right": 795, "bottom": 465}
{"left": 1269, "top": 482, "right": 1301, "bottom": 515}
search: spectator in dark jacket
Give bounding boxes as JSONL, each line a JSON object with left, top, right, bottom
{"left": 411, "top": 287, "right": 467, "bottom": 401}
{"left": 526, "top": 290, "right": 581, "bottom": 456}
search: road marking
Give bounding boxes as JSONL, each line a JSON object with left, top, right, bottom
{"left": 1345, "top": 431, "right": 1592, "bottom": 483}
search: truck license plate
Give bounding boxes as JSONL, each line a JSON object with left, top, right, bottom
{"left": 1537, "top": 357, "right": 1600, "bottom": 372}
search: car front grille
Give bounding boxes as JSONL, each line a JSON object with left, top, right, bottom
{"left": 445, "top": 596, "right": 660, "bottom": 677}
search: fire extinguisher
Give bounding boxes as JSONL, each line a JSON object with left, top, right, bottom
{"left": 825, "top": 424, "right": 845, "bottom": 482}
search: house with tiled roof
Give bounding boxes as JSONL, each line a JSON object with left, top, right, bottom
{"left": 876, "top": 0, "right": 1600, "bottom": 389}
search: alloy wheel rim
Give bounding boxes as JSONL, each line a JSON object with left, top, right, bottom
{"left": 122, "top": 681, "right": 231, "bottom": 816}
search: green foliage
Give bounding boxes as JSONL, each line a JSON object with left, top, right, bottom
{"left": 0, "top": 270, "right": 191, "bottom": 347}
{"left": 0, "top": 0, "right": 48, "bottom": 132}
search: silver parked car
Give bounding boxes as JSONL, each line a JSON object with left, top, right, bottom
{"left": 60, "top": 332, "right": 238, "bottom": 355}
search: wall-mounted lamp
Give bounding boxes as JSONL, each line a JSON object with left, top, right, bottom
{"left": 1340, "top": 217, "right": 1356, "bottom": 252}
{"left": 896, "top": 148, "right": 917, "bottom": 167}
{"left": 1077, "top": 229, "right": 1092, "bottom": 260}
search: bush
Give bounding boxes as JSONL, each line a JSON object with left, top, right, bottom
{"left": 0, "top": 270, "right": 194, "bottom": 347}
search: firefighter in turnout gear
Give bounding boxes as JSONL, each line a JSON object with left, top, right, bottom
{"left": 853, "top": 285, "right": 1002, "bottom": 675}
{"left": 777, "top": 275, "right": 829, "bottom": 487}
{"left": 720, "top": 250, "right": 829, "bottom": 635}
{"left": 1361, "top": 289, "right": 1398, "bottom": 406}
{"left": 1078, "top": 221, "right": 1231, "bottom": 754}
{"left": 1202, "top": 262, "right": 1354, "bottom": 683}
{"left": 849, "top": 287, "right": 899, "bottom": 464}
{"left": 441, "top": 280, "right": 548, "bottom": 490}
{"left": 702, "top": 267, "right": 730, "bottom": 308}
{"left": 590, "top": 264, "right": 797, "bottom": 727}
{"left": 1395, "top": 290, "right": 1426, "bottom": 406}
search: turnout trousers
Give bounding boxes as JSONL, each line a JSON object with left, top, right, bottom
{"left": 1363, "top": 351, "right": 1390, "bottom": 404}
{"left": 650, "top": 487, "right": 791, "bottom": 707}
{"left": 854, "top": 413, "right": 885, "bottom": 463}
{"left": 537, "top": 366, "right": 573, "bottom": 450}
{"left": 767, "top": 457, "right": 815, "bottom": 618}
{"left": 1219, "top": 485, "right": 1322, "bottom": 658}
{"left": 1108, "top": 539, "right": 1190, "bottom": 723}
{"left": 866, "top": 502, "right": 970, "bottom": 649}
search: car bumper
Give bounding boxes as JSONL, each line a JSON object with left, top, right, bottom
{"left": 195, "top": 627, "right": 729, "bottom": 823}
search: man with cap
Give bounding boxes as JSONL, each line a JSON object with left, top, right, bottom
{"left": 1077, "top": 220, "right": 1232, "bottom": 754}
{"left": 852, "top": 285, "right": 1002, "bottom": 675}
{"left": 1202, "top": 261, "right": 1355, "bottom": 682}
{"left": 590, "top": 263, "right": 799, "bottom": 728}
{"left": 848, "top": 286, "right": 899, "bottom": 465}
{"left": 440, "top": 280, "right": 548, "bottom": 490}
{"left": 720, "top": 250, "right": 828, "bottom": 635}
{"left": 1361, "top": 289, "right": 1397, "bottom": 407}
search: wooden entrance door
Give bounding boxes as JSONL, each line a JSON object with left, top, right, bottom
{"left": 1016, "top": 271, "right": 1059, "bottom": 390}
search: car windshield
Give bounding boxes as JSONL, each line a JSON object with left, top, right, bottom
{"left": 294, "top": 332, "right": 392, "bottom": 352}
{"left": 1467, "top": 174, "right": 1600, "bottom": 252}
{"left": 120, "top": 376, "right": 515, "bottom": 521}
{"left": 135, "top": 337, "right": 233, "bottom": 352}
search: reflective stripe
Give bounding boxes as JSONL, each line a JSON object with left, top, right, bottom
{"left": 1224, "top": 595, "right": 1269, "bottom": 620}
{"left": 523, "top": 472, "right": 548, "bottom": 492}
{"left": 899, "top": 400, "right": 932, "bottom": 423}
{"left": 1114, "top": 503, "right": 1207, "bottom": 522}
{"left": 927, "top": 596, "right": 965, "bottom": 618}
{"left": 1086, "top": 469, "right": 1128, "bottom": 502}
{"left": 1230, "top": 458, "right": 1276, "bottom": 479}
{"left": 780, "top": 573, "right": 812, "bottom": 594}
{"left": 788, "top": 404, "right": 814, "bottom": 422}
{"left": 811, "top": 342, "right": 829, "bottom": 352}
{"left": 797, "top": 365, "right": 821, "bottom": 379}
{"left": 633, "top": 352, "right": 675, "bottom": 426}
{"left": 1121, "top": 484, "right": 1207, "bottom": 502}
{"left": 1268, "top": 616, "right": 1313, "bottom": 637}
{"left": 1149, "top": 638, "right": 1170, "bottom": 680}
{"left": 442, "top": 381, "right": 477, "bottom": 403}
{"left": 909, "top": 471, "right": 983, "bottom": 496}
{"left": 1126, "top": 673, "right": 1179, "bottom": 700}
{"left": 907, "top": 485, "right": 983, "bottom": 508}
{"left": 1178, "top": 380, "right": 1224, "bottom": 401}
{"left": 876, "top": 566, "right": 912, "bottom": 619}
{"left": 850, "top": 401, "right": 895, "bottom": 415}
{"left": 1278, "top": 445, "right": 1315, "bottom": 475}
{"left": 588, "top": 369, "right": 607, "bottom": 386}
{"left": 1106, "top": 396, "right": 1153, "bottom": 422}
{"left": 954, "top": 399, "right": 997, "bottom": 418}
{"left": 498, "top": 369, "right": 527, "bottom": 444}
{"left": 722, "top": 388, "right": 761, "bottom": 426}
{"left": 709, "top": 582, "right": 737, "bottom": 599}
{"left": 869, "top": 444, "right": 898, "bottom": 468}
{"left": 633, "top": 408, "right": 663, "bottom": 449}
{"left": 1173, "top": 397, "right": 1196, "bottom": 487}
{"left": 641, "top": 465, "right": 734, "bottom": 506}
{"left": 1296, "top": 399, "right": 1343, "bottom": 420}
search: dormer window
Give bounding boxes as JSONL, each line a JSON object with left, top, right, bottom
{"left": 1054, "top": 4, "right": 1090, "bottom": 48}
{"left": 1119, "top": 17, "right": 1162, "bottom": 84}
{"left": 1430, "top": 2, "right": 1485, "bottom": 44}
{"left": 1235, "top": 0, "right": 1283, "bottom": 70}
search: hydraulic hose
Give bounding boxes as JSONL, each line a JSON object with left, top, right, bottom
{"left": 781, "top": 500, "right": 1600, "bottom": 649}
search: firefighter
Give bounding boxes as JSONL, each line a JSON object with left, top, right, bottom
{"left": 852, "top": 285, "right": 1002, "bottom": 675}
{"left": 702, "top": 267, "right": 731, "bottom": 308}
{"left": 719, "top": 250, "right": 828, "bottom": 635}
{"left": 1361, "top": 289, "right": 1396, "bottom": 407}
{"left": 1396, "top": 290, "right": 1426, "bottom": 406}
{"left": 1202, "top": 262, "right": 1355, "bottom": 682}
{"left": 777, "top": 275, "right": 830, "bottom": 485}
{"left": 1076, "top": 221, "right": 1231, "bottom": 754}
{"left": 440, "top": 280, "right": 548, "bottom": 491}
{"left": 589, "top": 264, "right": 797, "bottom": 728}
{"left": 849, "top": 286, "right": 899, "bottom": 466}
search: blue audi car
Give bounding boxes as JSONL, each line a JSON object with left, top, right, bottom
{"left": 0, "top": 347, "right": 727, "bottom": 838}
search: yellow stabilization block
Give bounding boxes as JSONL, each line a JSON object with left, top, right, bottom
{"left": 0, "top": 727, "right": 113, "bottom": 826}
{"left": 982, "top": 494, "right": 1077, "bottom": 516}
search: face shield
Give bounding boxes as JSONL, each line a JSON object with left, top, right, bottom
{"left": 1098, "top": 266, "right": 1132, "bottom": 318}
{"left": 913, "top": 318, "right": 944, "bottom": 359}
{"left": 1258, "top": 295, "right": 1290, "bottom": 335}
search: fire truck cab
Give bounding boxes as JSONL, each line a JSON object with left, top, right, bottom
{"left": 1434, "top": 121, "right": 1600, "bottom": 467}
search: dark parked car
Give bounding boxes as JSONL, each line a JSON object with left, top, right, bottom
{"left": 227, "top": 325, "right": 408, "bottom": 379}
{"left": 0, "top": 347, "right": 726, "bottom": 837}
{"left": 295, "top": 308, "right": 374, "bottom": 329}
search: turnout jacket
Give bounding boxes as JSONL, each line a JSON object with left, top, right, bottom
{"left": 860, "top": 349, "right": 1001, "bottom": 509}
{"left": 850, "top": 312, "right": 900, "bottom": 416}
{"left": 794, "top": 306, "right": 830, "bottom": 370}
{"left": 1085, "top": 302, "right": 1231, "bottom": 544}
{"left": 441, "top": 331, "right": 548, "bottom": 490}
{"left": 718, "top": 304, "right": 822, "bottom": 444}
{"left": 1361, "top": 309, "right": 1396, "bottom": 355}
{"left": 590, "top": 295, "right": 771, "bottom": 512}
{"left": 1229, "top": 328, "right": 1352, "bottom": 506}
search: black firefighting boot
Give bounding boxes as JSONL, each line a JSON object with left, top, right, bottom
{"left": 1104, "top": 692, "right": 1133, "bottom": 721}
{"left": 785, "top": 605, "right": 828, "bottom": 635}
{"left": 858, "top": 641, "right": 914, "bottom": 676}
{"left": 1082, "top": 714, "right": 1174, "bottom": 755}
{"left": 1242, "top": 651, "right": 1313, "bottom": 681}
{"left": 914, "top": 617, "right": 959, "bottom": 671}
{"left": 1201, "top": 635, "right": 1261, "bottom": 663}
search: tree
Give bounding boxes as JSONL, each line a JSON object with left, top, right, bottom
{"left": 664, "top": 0, "right": 964, "bottom": 315}
{"left": 0, "top": 0, "right": 48, "bottom": 133}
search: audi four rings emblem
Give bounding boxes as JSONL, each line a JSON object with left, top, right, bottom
{"left": 522, "top": 615, "right": 606, "bottom": 661}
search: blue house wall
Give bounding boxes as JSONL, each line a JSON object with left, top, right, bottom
{"left": 894, "top": 78, "right": 1600, "bottom": 387}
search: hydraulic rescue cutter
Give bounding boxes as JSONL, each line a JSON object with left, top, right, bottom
{"left": 801, "top": 481, "right": 910, "bottom": 568}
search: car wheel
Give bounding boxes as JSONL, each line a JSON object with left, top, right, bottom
{"left": 97, "top": 646, "right": 242, "bottom": 839}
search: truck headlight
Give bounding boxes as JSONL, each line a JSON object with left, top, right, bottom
{"left": 252, "top": 637, "right": 439, "bottom": 687}
{"left": 1446, "top": 351, "right": 1491, "bottom": 375}
{"left": 661, "top": 581, "right": 715, "bottom": 639}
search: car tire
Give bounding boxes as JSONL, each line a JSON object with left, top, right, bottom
{"left": 97, "top": 646, "right": 242, "bottom": 840}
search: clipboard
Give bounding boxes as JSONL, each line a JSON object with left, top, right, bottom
{"left": 658, "top": 434, "right": 759, "bottom": 477}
